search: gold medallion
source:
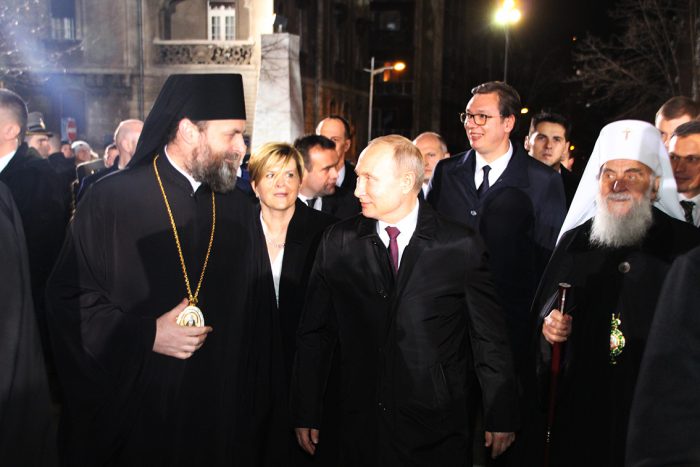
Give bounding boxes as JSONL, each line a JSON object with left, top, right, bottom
{"left": 153, "top": 155, "right": 216, "bottom": 328}
{"left": 609, "top": 313, "right": 626, "bottom": 365}
{"left": 176, "top": 305, "right": 205, "bottom": 327}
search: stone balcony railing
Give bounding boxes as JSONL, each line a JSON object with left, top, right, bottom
{"left": 153, "top": 39, "right": 254, "bottom": 66}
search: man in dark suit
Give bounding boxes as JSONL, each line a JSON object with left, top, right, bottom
{"left": 0, "top": 89, "right": 71, "bottom": 402}
{"left": 524, "top": 111, "right": 580, "bottom": 207}
{"left": 295, "top": 134, "right": 360, "bottom": 219}
{"left": 668, "top": 120, "right": 700, "bottom": 226}
{"left": 427, "top": 81, "right": 566, "bottom": 370}
{"left": 292, "top": 135, "right": 519, "bottom": 466}
{"left": 316, "top": 115, "right": 357, "bottom": 191}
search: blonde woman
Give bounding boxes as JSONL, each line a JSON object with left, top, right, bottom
{"left": 249, "top": 142, "right": 337, "bottom": 465}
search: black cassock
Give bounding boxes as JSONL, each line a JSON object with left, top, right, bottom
{"left": 626, "top": 244, "right": 700, "bottom": 466}
{"left": 0, "top": 182, "right": 57, "bottom": 466}
{"left": 529, "top": 208, "right": 700, "bottom": 467}
{"left": 47, "top": 155, "right": 283, "bottom": 466}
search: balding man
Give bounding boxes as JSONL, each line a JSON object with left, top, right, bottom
{"left": 76, "top": 119, "right": 144, "bottom": 201}
{"left": 412, "top": 131, "right": 450, "bottom": 198}
{"left": 316, "top": 115, "right": 357, "bottom": 191}
{"left": 292, "top": 135, "right": 518, "bottom": 466}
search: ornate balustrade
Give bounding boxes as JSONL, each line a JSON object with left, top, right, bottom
{"left": 153, "top": 39, "right": 254, "bottom": 65}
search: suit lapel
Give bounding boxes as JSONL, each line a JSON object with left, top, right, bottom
{"left": 357, "top": 215, "right": 395, "bottom": 296}
{"left": 484, "top": 143, "right": 529, "bottom": 197}
{"left": 384, "top": 203, "right": 436, "bottom": 338}
{"left": 278, "top": 201, "right": 307, "bottom": 308}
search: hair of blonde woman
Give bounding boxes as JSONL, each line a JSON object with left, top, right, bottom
{"left": 248, "top": 142, "right": 305, "bottom": 185}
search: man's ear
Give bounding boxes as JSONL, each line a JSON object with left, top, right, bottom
{"left": 503, "top": 114, "right": 516, "bottom": 133}
{"left": 178, "top": 119, "right": 199, "bottom": 145}
{"left": 402, "top": 171, "right": 416, "bottom": 194}
{"left": 650, "top": 176, "right": 661, "bottom": 201}
{"left": 0, "top": 122, "right": 20, "bottom": 144}
{"left": 523, "top": 134, "right": 531, "bottom": 151}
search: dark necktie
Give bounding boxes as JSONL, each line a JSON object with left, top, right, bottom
{"left": 306, "top": 197, "right": 317, "bottom": 209}
{"left": 477, "top": 165, "right": 491, "bottom": 198}
{"left": 385, "top": 226, "right": 401, "bottom": 273}
{"left": 680, "top": 200, "right": 695, "bottom": 224}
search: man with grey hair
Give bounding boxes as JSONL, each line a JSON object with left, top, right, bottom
{"left": 530, "top": 120, "right": 700, "bottom": 466}
{"left": 293, "top": 134, "right": 518, "bottom": 466}
{"left": 412, "top": 131, "right": 450, "bottom": 198}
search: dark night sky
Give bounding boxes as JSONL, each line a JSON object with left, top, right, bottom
{"left": 503, "top": 0, "right": 629, "bottom": 166}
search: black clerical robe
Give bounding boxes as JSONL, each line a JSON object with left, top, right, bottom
{"left": 530, "top": 208, "right": 700, "bottom": 466}
{"left": 0, "top": 182, "right": 57, "bottom": 466}
{"left": 626, "top": 245, "right": 700, "bottom": 466}
{"left": 47, "top": 155, "right": 276, "bottom": 466}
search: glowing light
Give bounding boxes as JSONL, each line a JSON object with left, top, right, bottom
{"left": 393, "top": 61, "right": 406, "bottom": 72}
{"left": 494, "top": 0, "right": 521, "bottom": 25}
{"left": 569, "top": 145, "right": 575, "bottom": 151}
{"left": 520, "top": 107, "right": 529, "bottom": 114}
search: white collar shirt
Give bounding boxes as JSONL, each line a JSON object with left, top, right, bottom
{"left": 0, "top": 148, "right": 17, "bottom": 174}
{"left": 336, "top": 163, "right": 346, "bottom": 187}
{"left": 679, "top": 192, "right": 700, "bottom": 227}
{"left": 474, "top": 141, "right": 513, "bottom": 189}
{"left": 297, "top": 192, "right": 322, "bottom": 211}
{"left": 376, "top": 200, "right": 420, "bottom": 267}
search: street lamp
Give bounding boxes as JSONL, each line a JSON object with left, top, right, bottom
{"left": 494, "top": 0, "right": 521, "bottom": 83}
{"left": 364, "top": 57, "right": 406, "bottom": 141}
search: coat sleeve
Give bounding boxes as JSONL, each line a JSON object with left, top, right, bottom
{"left": 45, "top": 188, "right": 156, "bottom": 388}
{"left": 463, "top": 235, "right": 520, "bottom": 432}
{"left": 626, "top": 248, "right": 700, "bottom": 466}
{"left": 290, "top": 228, "right": 338, "bottom": 428}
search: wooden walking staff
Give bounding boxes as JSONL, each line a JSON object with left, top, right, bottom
{"left": 543, "top": 282, "right": 571, "bottom": 466}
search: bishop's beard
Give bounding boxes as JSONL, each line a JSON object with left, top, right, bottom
{"left": 189, "top": 143, "right": 241, "bottom": 193}
{"left": 589, "top": 192, "right": 653, "bottom": 248}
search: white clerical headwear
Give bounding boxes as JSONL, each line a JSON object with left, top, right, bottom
{"left": 557, "top": 120, "right": 683, "bottom": 242}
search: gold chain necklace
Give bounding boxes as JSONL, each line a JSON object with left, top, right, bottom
{"left": 153, "top": 155, "right": 215, "bottom": 327}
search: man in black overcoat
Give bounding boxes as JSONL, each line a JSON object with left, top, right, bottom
{"left": 292, "top": 135, "right": 519, "bottom": 467}
{"left": 428, "top": 82, "right": 566, "bottom": 371}
{"left": 0, "top": 89, "right": 71, "bottom": 399}
{"left": 626, "top": 244, "right": 700, "bottom": 465}
{"left": 0, "top": 181, "right": 57, "bottom": 466}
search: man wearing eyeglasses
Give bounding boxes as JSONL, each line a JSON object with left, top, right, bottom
{"left": 669, "top": 120, "right": 700, "bottom": 227}
{"left": 427, "top": 81, "right": 565, "bottom": 390}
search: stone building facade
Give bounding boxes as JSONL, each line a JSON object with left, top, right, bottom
{"left": 1, "top": 0, "right": 372, "bottom": 155}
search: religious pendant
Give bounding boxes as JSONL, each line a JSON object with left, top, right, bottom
{"left": 177, "top": 304, "right": 205, "bottom": 327}
{"left": 609, "top": 313, "right": 625, "bottom": 365}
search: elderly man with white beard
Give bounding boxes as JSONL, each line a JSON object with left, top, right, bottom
{"left": 526, "top": 120, "right": 700, "bottom": 467}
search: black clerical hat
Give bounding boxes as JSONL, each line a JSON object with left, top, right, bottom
{"left": 129, "top": 74, "right": 246, "bottom": 166}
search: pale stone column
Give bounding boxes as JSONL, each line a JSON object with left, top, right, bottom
{"left": 251, "top": 33, "right": 304, "bottom": 150}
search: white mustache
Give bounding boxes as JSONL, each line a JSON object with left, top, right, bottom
{"left": 606, "top": 193, "right": 633, "bottom": 201}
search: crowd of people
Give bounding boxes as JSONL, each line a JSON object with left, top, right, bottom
{"left": 1, "top": 73, "right": 699, "bottom": 467}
